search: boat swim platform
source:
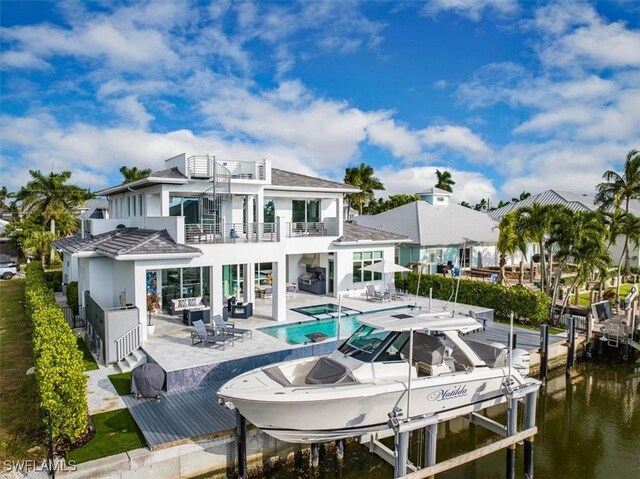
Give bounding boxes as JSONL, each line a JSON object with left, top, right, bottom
{"left": 122, "top": 382, "right": 235, "bottom": 450}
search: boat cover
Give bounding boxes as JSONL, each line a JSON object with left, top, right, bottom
{"left": 401, "top": 332, "right": 445, "bottom": 366}
{"left": 305, "top": 357, "right": 357, "bottom": 385}
{"left": 131, "top": 363, "right": 165, "bottom": 398}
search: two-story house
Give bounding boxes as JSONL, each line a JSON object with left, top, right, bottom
{"left": 54, "top": 154, "right": 408, "bottom": 365}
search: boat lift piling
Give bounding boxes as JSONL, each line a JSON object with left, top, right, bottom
{"left": 539, "top": 324, "right": 549, "bottom": 383}
{"left": 566, "top": 316, "right": 576, "bottom": 375}
{"left": 362, "top": 382, "right": 540, "bottom": 479}
{"left": 235, "top": 410, "right": 247, "bottom": 479}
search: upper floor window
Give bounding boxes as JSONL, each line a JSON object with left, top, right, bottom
{"left": 127, "top": 197, "right": 131, "bottom": 217}
{"left": 138, "top": 195, "right": 143, "bottom": 217}
{"left": 132, "top": 195, "right": 137, "bottom": 216}
{"left": 292, "top": 199, "right": 320, "bottom": 223}
{"left": 264, "top": 198, "right": 276, "bottom": 223}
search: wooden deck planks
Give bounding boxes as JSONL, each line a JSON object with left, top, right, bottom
{"left": 123, "top": 382, "right": 235, "bottom": 449}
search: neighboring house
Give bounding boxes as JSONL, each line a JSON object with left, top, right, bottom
{"left": 489, "top": 189, "right": 640, "bottom": 267}
{"left": 354, "top": 187, "right": 514, "bottom": 273}
{"left": 0, "top": 219, "right": 18, "bottom": 259}
{"left": 53, "top": 154, "right": 408, "bottom": 364}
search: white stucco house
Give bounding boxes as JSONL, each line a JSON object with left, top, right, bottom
{"left": 354, "top": 187, "right": 526, "bottom": 273}
{"left": 53, "top": 154, "right": 408, "bottom": 365}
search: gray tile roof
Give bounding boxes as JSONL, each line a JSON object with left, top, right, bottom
{"left": 149, "top": 167, "right": 187, "bottom": 179}
{"left": 80, "top": 199, "right": 109, "bottom": 219}
{"left": 53, "top": 228, "right": 201, "bottom": 258}
{"left": 270, "top": 169, "right": 359, "bottom": 191}
{"left": 335, "top": 222, "right": 410, "bottom": 243}
{"left": 355, "top": 201, "right": 499, "bottom": 246}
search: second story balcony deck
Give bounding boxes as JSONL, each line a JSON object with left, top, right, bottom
{"left": 185, "top": 222, "right": 278, "bottom": 244}
{"left": 187, "top": 156, "right": 267, "bottom": 181}
{"left": 286, "top": 221, "right": 339, "bottom": 237}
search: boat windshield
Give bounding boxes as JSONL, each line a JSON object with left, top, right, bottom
{"left": 338, "top": 325, "right": 390, "bottom": 361}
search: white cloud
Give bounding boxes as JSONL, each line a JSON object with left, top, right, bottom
{"left": 0, "top": 50, "right": 50, "bottom": 70}
{"left": 422, "top": 0, "right": 519, "bottom": 22}
{"left": 366, "top": 119, "right": 422, "bottom": 158}
{"left": 110, "top": 96, "right": 155, "bottom": 129}
{"left": 378, "top": 165, "right": 497, "bottom": 205}
{"left": 420, "top": 125, "right": 491, "bottom": 155}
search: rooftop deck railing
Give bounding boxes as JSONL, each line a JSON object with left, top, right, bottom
{"left": 186, "top": 156, "right": 266, "bottom": 180}
{"left": 185, "top": 222, "right": 279, "bottom": 244}
{"left": 286, "top": 221, "right": 338, "bottom": 237}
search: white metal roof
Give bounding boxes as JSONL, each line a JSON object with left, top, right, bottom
{"left": 355, "top": 201, "right": 499, "bottom": 247}
{"left": 359, "top": 310, "right": 482, "bottom": 333}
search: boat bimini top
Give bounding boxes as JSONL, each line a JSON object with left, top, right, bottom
{"left": 357, "top": 310, "right": 483, "bottom": 335}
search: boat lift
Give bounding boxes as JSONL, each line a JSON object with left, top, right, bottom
{"left": 359, "top": 380, "right": 540, "bottom": 479}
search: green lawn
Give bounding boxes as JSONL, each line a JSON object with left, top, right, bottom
{"left": 76, "top": 335, "right": 99, "bottom": 371}
{"left": 66, "top": 409, "right": 145, "bottom": 464}
{"left": 0, "top": 280, "right": 44, "bottom": 461}
{"left": 108, "top": 371, "right": 132, "bottom": 396}
{"left": 577, "top": 283, "right": 633, "bottom": 307}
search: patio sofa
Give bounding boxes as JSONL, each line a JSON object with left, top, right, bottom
{"left": 170, "top": 296, "right": 203, "bottom": 316}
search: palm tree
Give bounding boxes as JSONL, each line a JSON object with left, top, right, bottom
{"left": 512, "top": 191, "right": 531, "bottom": 203}
{"left": 435, "top": 170, "right": 455, "bottom": 192}
{"left": 23, "top": 227, "right": 56, "bottom": 267}
{"left": 547, "top": 209, "right": 610, "bottom": 319}
{"left": 344, "top": 163, "right": 384, "bottom": 216}
{"left": 595, "top": 149, "right": 640, "bottom": 214}
{"left": 611, "top": 213, "right": 640, "bottom": 299}
{"left": 496, "top": 212, "right": 527, "bottom": 285}
{"left": 119, "top": 166, "right": 152, "bottom": 183}
{"left": 516, "top": 202, "right": 555, "bottom": 293}
{"left": 474, "top": 198, "right": 488, "bottom": 211}
{"left": 460, "top": 201, "right": 472, "bottom": 208}
{"left": 14, "top": 170, "right": 93, "bottom": 263}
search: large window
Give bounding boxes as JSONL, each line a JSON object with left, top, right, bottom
{"left": 169, "top": 196, "right": 200, "bottom": 224}
{"left": 264, "top": 199, "right": 276, "bottom": 223}
{"left": 182, "top": 267, "right": 201, "bottom": 297}
{"left": 426, "top": 249, "right": 443, "bottom": 263}
{"left": 161, "top": 268, "right": 180, "bottom": 307}
{"left": 292, "top": 199, "right": 320, "bottom": 223}
{"left": 353, "top": 251, "right": 383, "bottom": 283}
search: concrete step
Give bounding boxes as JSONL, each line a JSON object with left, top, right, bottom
{"left": 115, "top": 348, "right": 148, "bottom": 373}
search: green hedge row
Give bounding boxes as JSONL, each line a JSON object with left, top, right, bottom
{"left": 400, "top": 273, "right": 551, "bottom": 326}
{"left": 25, "top": 263, "right": 89, "bottom": 447}
{"left": 66, "top": 281, "right": 79, "bottom": 315}
{"left": 43, "top": 269, "right": 62, "bottom": 291}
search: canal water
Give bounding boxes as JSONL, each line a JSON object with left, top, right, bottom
{"left": 262, "top": 362, "right": 640, "bottom": 478}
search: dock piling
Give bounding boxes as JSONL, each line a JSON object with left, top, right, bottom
{"left": 394, "top": 431, "right": 409, "bottom": 477}
{"left": 235, "top": 410, "right": 247, "bottom": 479}
{"left": 310, "top": 443, "right": 320, "bottom": 468}
{"left": 524, "top": 389, "right": 537, "bottom": 478}
{"left": 335, "top": 439, "right": 344, "bottom": 463}
{"left": 505, "top": 397, "right": 518, "bottom": 479}
{"left": 539, "top": 324, "right": 549, "bottom": 383}
{"left": 566, "top": 316, "right": 575, "bottom": 374}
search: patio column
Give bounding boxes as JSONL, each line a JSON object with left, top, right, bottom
{"left": 211, "top": 265, "right": 223, "bottom": 316}
{"left": 246, "top": 263, "right": 256, "bottom": 304}
{"left": 134, "top": 265, "right": 147, "bottom": 341}
{"left": 256, "top": 194, "right": 264, "bottom": 224}
{"left": 272, "top": 258, "right": 286, "bottom": 322}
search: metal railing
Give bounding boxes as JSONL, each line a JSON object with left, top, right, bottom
{"left": 287, "top": 221, "right": 338, "bottom": 237}
{"left": 553, "top": 313, "right": 587, "bottom": 332}
{"left": 185, "top": 222, "right": 279, "bottom": 244}
{"left": 186, "top": 156, "right": 266, "bottom": 180}
{"left": 114, "top": 324, "right": 142, "bottom": 363}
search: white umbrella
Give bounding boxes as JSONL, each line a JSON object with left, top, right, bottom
{"left": 362, "top": 259, "right": 411, "bottom": 292}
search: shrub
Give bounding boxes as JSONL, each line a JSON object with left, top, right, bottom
{"left": 43, "top": 269, "right": 62, "bottom": 291}
{"left": 66, "top": 281, "right": 79, "bottom": 315}
{"left": 25, "top": 263, "right": 89, "bottom": 448}
{"left": 405, "top": 273, "right": 551, "bottom": 326}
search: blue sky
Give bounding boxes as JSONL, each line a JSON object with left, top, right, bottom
{"left": 1, "top": 0, "right": 639, "bottom": 205}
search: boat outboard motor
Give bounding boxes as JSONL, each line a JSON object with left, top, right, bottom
{"left": 505, "top": 348, "right": 531, "bottom": 376}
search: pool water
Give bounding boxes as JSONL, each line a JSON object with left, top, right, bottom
{"left": 260, "top": 315, "right": 362, "bottom": 345}
{"left": 292, "top": 303, "right": 347, "bottom": 316}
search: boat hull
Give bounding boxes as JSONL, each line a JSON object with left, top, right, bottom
{"left": 219, "top": 369, "right": 514, "bottom": 443}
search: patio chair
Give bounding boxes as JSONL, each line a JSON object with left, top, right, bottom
{"left": 366, "top": 284, "right": 388, "bottom": 302}
{"left": 191, "top": 320, "right": 235, "bottom": 349}
{"left": 210, "top": 314, "right": 252, "bottom": 341}
{"left": 387, "top": 283, "right": 407, "bottom": 300}
{"left": 262, "top": 286, "right": 272, "bottom": 300}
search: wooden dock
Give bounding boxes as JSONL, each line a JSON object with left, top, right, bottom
{"left": 122, "top": 382, "right": 235, "bottom": 450}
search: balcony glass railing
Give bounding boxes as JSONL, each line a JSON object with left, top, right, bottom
{"left": 185, "top": 222, "right": 279, "bottom": 244}
{"left": 186, "top": 156, "right": 266, "bottom": 180}
{"left": 286, "top": 222, "right": 338, "bottom": 237}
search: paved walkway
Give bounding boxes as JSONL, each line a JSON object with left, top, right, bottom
{"left": 85, "top": 366, "right": 126, "bottom": 415}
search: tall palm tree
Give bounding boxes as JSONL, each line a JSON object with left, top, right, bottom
{"left": 24, "top": 227, "right": 56, "bottom": 267}
{"left": 595, "top": 149, "right": 640, "bottom": 214}
{"left": 612, "top": 213, "right": 640, "bottom": 299}
{"left": 435, "top": 170, "right": 455, "bottom": 192}
{"left": 14, "top": 170, "right": 93, "bottom": 263}
{"left": 344, "top": 163, "right": 384, "bottom": 216}
{"left": 119, "top": 166, "right": 152, "bottom": 183}
{"left": 496, "top": 212, "right": 527, "bottom": 285}
{"left": 516, "top": 202, "right": 555, "bottom": 293}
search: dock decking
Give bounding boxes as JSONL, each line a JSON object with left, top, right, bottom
{"left": 122, "top": 382, "right": 235, "bottom": 449}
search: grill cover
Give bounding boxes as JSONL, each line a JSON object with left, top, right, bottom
{"left": 131, "top": 363, "right": 165, "bottom": 398}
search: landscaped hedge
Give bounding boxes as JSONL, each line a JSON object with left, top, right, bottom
{"left": 66, "top": 281, "right": 79, "bottom": 315}
{"left": 401, "top": 273, "right": 551, "bottom": 326}
{"left": 24, "top": 263, "right": 89, "bottom": 447}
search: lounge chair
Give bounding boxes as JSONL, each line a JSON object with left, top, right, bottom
{"left": 191, "top": 320, "right": 235, "bottom": 349}
{"left": 210, "top": 314, "right": 252, "bottom": 341}
{"left": 366, "top": 284, "right": 389, "bottom": 302}
{"left": 262, "top": 286, "right": 272, "bottom": 300}
{"left": 387, "top": 283, "right": 407, "bottom": 300}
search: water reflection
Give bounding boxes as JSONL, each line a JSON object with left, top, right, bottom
{"left": 218, "top": 363, "right": 640, "bottom": 478}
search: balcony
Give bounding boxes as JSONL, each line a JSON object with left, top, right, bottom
{"left": 186, "top": 156, "right": 266, "bottom": 180}
{"left": 185, "top": 222, "right": 279, "bottom": 244}
{"left": 287, "top": 222, "right": 338, "bottom": 237}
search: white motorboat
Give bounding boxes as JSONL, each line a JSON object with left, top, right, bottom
{"left": 218, "top": 309, "right": 531, "bottom": 443}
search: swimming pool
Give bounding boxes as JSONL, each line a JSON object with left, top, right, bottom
{"left": 260, "top": 315, "right": 363, "bottom": 345}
